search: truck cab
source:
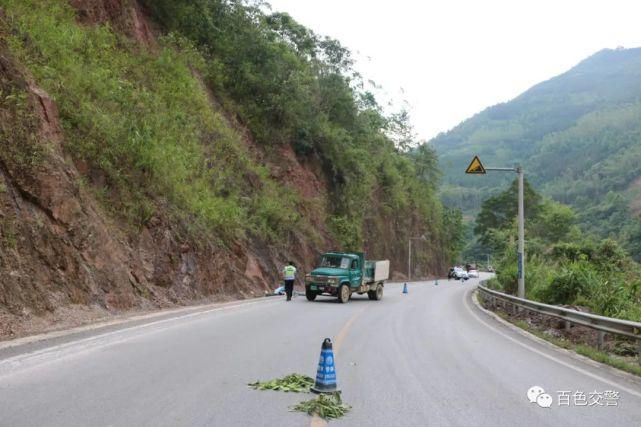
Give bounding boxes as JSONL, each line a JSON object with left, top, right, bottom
{"left": 305, "top": 252, "right": 389, "bottom": 303}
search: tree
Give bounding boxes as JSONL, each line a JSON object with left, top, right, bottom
{"left": 386, "top": 109, "right": 417, "bottom": 152}
{"left": 530, "top": 201, "right": 577, "bottom": 244}
{"left": 411, "top": 144, "right": 441, "bottom": 191}
{"left": 474, "top": 178, "right": 542, "bottom": 246}
{"left": 624, "top": 216, "right": 641, "bottom": 262}
{"left": 442, "top": 208, "right": 465, "bottom": 263}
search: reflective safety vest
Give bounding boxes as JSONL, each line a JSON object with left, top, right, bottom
{"left": 283, "top": 265, "right": 297, "bottom": 280}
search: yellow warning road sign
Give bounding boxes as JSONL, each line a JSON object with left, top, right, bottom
{"left": 465, "top": 156, "right": 486, "bottom": 174}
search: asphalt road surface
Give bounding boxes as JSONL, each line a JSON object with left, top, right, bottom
{"left": 1, "top": 274, "right": 641, "bottom": 426}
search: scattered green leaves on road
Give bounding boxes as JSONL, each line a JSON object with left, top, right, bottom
{"left": 291, "top": 392, "right": 351, "bottom": 420}
{"left": 249, "top": 374, "right": 351, "bottom": 419}
{"left": 248, "top": 374, "right": 314, "bottom": 392}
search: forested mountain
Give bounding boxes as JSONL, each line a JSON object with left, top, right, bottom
{"left": 432, "top": 47, "right": 641, "bottom": 252}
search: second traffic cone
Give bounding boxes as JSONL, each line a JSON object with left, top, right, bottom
{"left": 311, "top": 338, "right": 339, "bottom": 394}
{"left": 403, "top": 283, "right": 408, "bottom": 294}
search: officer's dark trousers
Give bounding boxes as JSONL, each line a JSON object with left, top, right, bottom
{"left": 284, "top": 280, "right": 294, "bottom": 300}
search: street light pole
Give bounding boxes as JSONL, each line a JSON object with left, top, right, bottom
{"left": 517, "top": 165, "right": 525, "bottom": 299}
{"left": 408, "top": 239, "right": 412, "bottom": 281}
{"left": 466, "top": 156, "right": 526, "bottom": 298}
{"left": 408, "top": 235, "right": 426, "bottom": 282}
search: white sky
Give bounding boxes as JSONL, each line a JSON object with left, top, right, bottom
{"left": 266, "top": 0, "right": 641, "bottom": 141}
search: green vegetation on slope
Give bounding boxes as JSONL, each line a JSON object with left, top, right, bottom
{"left": 483, "top": 181, "right": 641, "bottom": 322}
{"left": 1, "top": 0, "right": 463, "bottom": 263}
{"left": 3, "top": 0, "right": 299, "bottom": 242}
{"left": 140, "top": 0, "right": 458, "bottom": 256}
{"left": 432, "top": 47, "right": 641, "bottom": 257}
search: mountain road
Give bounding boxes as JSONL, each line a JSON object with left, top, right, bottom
{"left": 1, "top": 274, "right": 641, "bottom": 426}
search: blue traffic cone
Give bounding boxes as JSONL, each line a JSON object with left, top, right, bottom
{"left": 311, "top": 338, "right": 339, "bottom": 394}
{"left": 435, "top": 279, "right": 439, "bottom": 286}
{"left": 403, "top": 283, "right": 408, "bottom": 294}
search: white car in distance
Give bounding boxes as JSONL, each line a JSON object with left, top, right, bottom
{"left": 453, "top": 267, "right": 469, "bottom": 280}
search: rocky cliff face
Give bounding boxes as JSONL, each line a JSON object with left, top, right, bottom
{"left": 69, "top": 0, "right": 154, "bottom": 45}
{"left": 0, "top": 1, "right": 330, "bottom": 338}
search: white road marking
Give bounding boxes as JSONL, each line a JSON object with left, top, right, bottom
{"left": 0, "top": 298, "right": 279, "bottom": 378}
{"left": 463, "top": 288, "right": 641, "bottom": 399}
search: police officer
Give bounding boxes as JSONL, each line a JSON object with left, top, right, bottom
{"left": 283, "top": 261, "right": 297, "bottom": 301}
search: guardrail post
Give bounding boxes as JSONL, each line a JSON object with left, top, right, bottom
{"left": 597, "top": 331, "right": 605, "bottom": 351}
{"left": 564, "top": 320, "right": 570, "bottom": 332}
{"left": 637, "top": 341, "right": 641, "bottom": 366}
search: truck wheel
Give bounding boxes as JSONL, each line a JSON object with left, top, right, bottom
{"left": 338, "top": 284, "right": 350, "bottom": 304}
{"left": 374, "top": 283, "right": 383, "bottom": 301}
{"left": 367, "top": 290, "right": 376, "bottom": 300}
{"left": 306, "top": 289, "right": 317, "bottom": 301}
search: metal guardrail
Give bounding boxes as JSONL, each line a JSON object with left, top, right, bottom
{"left": 477, "top": 284, "right": 641, "bottom": 342}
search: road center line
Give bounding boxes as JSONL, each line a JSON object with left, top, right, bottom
{"left": 334, "top": 306, "right": 367, "bottom": 353}
{"left": 310, "top": 414, "right": 328, "bottom": 427}
{"left": 463, "top": 288, "right": 641, "bottom": 399}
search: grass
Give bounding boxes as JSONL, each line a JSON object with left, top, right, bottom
{"left": 2, "top": 0, "right": 300, "bottom": 242}
{"left": 575, "top": 345, "right": 641, "bottom": 377}
{"left": 509, "top": 318, "right": 574, "bottom": 349}
{"left": 0, "top": 219, "right": 18, "bottom": 249}
{"left": 0, "top": 51, "right": 43, "bottom": 173}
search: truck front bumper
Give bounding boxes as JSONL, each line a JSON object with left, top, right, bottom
{"left": 307, "top": 284, "right": 338, "bottom": 295}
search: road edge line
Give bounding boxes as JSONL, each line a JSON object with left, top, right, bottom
{"left": 0, "top": 297, "right": 279, "bottom": 352}
{"left": 465, "top": 288, "right": 641, "bottom": 398}
{"left": 0, "top": 298, "right": 279, "bottom": 375}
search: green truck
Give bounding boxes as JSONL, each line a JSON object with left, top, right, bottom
{"left": 305, "top": 252, "right": 390, "bottom": 303}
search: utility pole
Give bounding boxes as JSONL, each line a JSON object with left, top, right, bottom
{"left": 466, "top": 156, "right": 526, "bottom": 298}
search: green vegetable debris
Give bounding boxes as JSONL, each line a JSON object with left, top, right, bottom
{"left": 248, "top": 374, "right": 314, "bottom": 392}
{"left": 291, "top": 392, "right": 351, "bottom": 420}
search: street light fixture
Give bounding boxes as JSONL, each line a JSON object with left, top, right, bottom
{"left": 408, "top": 234, "right": 427, "bottom": 281}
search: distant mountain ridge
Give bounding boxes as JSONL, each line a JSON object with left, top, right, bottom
{"left": 431, "top": 46, "right": 641, "bottom": 248}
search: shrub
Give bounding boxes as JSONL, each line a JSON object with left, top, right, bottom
{"left": 539, "top": 261, "right": 598, "bottom": 305}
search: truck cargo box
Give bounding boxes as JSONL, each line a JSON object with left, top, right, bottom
{"left": 365, "top": 260, "right": 390, "bottom": 282}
